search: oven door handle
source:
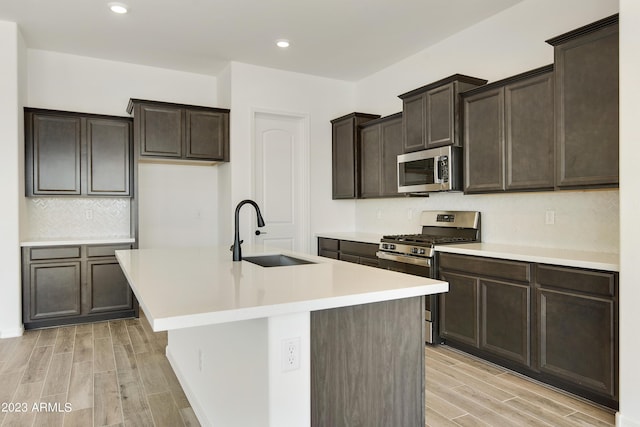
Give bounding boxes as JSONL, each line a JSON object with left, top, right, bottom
{"left": 376, "top": 251, "right": 432, "bottom": 267}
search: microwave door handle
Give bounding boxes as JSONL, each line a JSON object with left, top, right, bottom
{"left": 436, "top": 156, "right": 444, "bottom": 183}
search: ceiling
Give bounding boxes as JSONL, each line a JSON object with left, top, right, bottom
{"left": 0, "top": 0, "right": 523, "bottom": 81}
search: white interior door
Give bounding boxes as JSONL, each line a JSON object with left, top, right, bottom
{"left": 253, "top": 111, "right": 308, "bottom": 252}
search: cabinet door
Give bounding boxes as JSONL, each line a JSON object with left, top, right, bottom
{"left": 87, "top": 259, "right": 133, "bottom": 313}
{"left": 463, "top": 88, "right": 505, "bottom": 193}
{"left": 29, "top": 262, "right": 81, "bottom": 320}
{"left": 439, "top": 271, "right": 480, "bottom": 347}
{"left": 360, "top": 125, "right": 382, "bottom": 198}
{"left": 505, "top": 73, "right": 555, "bottom": 190}
{"left": 86, "top": 118, "right": 131, "bottom": 196}
{"left": 554, "top": 24, "right": 619, "bottom": 188}
{"left": 402, "top": 93, "right": 426, "bottom": 153}
{"left": 426, "top": 83, "right": 455, "bottom": 148}
{"left": 537, "top": 288, "right": 615, "bottom": 398}
{"left": 139, "top": 104, "right": 183, "bottom": 158}
{"left": 185, "top": 110, "right": 229, "bottom": 161}
{"left": 481, "top": 279, "right": 531, "bottom": 367}
{"left": 332, "top": 117, "right": 357, "bottom": 199}
{"left": 28, "top": 113, "right": 82, "bottom": 196}
{"left": 380, "top": 117, "right": 403, "bottom": 197}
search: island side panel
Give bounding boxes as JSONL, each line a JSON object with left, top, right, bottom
{"left": 310, "top": 296, "right": 425, "bottom": 427}
{"left": 166, "top": 319, "right": 270, "bottom": 427}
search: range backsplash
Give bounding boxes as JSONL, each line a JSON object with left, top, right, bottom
{"left": 25, "top": 197, "right": 130, "bottom": 239}
{"left": 355, "top": 189, "right": 619, "bottom": 254}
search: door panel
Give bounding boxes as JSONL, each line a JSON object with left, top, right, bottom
{"left": 87, "top": 118, "right": 131, "bottom": 195}
{"left": 254, "top": 113, "right": 306, "bottom": 251}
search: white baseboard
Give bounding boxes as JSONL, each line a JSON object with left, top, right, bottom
{"left": 165, "top": 346, "right": 213, "bottom": 427}
{"left": 0, "top": 325, "right": 24, "bottom": 338}
{"left": 617, "top": 412, "right": 640, "bottom": 427}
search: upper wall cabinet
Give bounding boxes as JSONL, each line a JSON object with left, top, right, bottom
{"left": 398, "top": 75, "right": 487, "bottom": 153}
{"left": 127, "top": 99, "right": 230, "bottom": 163}
{"left": 462, "top": 66, "right": 555, "bottom": 193}
{"left": 359, "top": 113, "right": 404, "bottom": 198}
{"left": 25, "top": 108, "right": 132, "bottom": 197}
{"left": 330, "top": 112, "right": 380, "bottom": 199}
{"left": 546, "top": 14, "right": 619, "bottom": 189}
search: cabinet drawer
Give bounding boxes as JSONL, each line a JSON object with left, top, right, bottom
{"left": 536, "top": 265, "right": 616, "bottom": 297}
{"left": 87, "top": 244, "right": 133, "bottom": 258}
{"left": 439, "top": 253, "right": 531, "bottom": 283}
{"left": 30, "top": 246, "right": 81, "bottom": 261}
{"left": 318, "top": 238, "right": 339, "bottom": 252}
{"left": 341, "top": 241, "right": 378, "bottom": 258}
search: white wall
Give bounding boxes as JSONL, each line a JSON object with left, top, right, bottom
{"left": 26, "top": 50, "right": 220, "bottom": 248}
{"left": 0, "top": 21, "right": 26, "bottom": 338}
{"left": 352, "top": 0, "right": 620, "bottom": 253}
{"left": 618, "top": 2, "right": 640, "bottom": 426}
{"left": 221, "top": 62, "right": 355, "bottom": 252}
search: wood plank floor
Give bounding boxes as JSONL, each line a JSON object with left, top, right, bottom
{"left": 425, "top": 344, "right": 616, "bottom": 427}
{"left": 1, "top": 316, "right": 617, "bottom": 427}
{"left": 0, "top": 314, "right": 199, "bottom": 427}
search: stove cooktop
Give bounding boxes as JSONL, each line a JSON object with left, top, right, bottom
{"left": 381, "top": 234, "right": 474, "bottom": 246}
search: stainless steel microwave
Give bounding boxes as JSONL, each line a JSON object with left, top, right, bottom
{"left": 397, "top": 146, "right": 462, "bottom": 194}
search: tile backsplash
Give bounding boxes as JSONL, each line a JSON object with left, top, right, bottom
{"left": 25, "top": 198, "right": 130, "bottom": 239}
{"left": 355, "top": 189, "right": 619, "bottom": 253}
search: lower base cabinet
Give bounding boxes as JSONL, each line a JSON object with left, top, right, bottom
{"left": 22, "top": 244, "right": 137, "bottom": 329}
{"left": 317, "top": 237, "right": 379, "bottom": 267}
{"left": 438, "top": 252, "right": 618, "bottom": 409}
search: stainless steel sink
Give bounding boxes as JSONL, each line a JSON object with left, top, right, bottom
{"left": 243, "top": 254, "right": 315, "bottom": 267}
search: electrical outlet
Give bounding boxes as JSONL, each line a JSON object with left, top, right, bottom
{"left": 545, "top": 210, "right": 555, "bottom": 225}
{"left": 85, "top": 209, "right": 93, "bottom": 220}
{"left": 376, "top": 209, "right": 383, "bottom": 220}
{"left": 407, "top": 209, "right": 413, "bottom": 220}
{"left": 281, "top": 337, "right": 300, "bottom": 372}
{"left": 198, "top": 349, "right": 204, "bottom": 372}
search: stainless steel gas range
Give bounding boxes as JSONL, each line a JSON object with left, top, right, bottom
{"left": 376, "top": 210, "right": 480, "bottom": 343}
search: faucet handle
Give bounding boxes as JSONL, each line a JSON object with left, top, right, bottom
{"left": 229, "top": 240, "right": 244, "bottom": 251}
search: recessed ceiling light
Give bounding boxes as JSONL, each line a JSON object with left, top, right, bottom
{"left": 276, "top": 39, "right": 290, "bottom": 48}
{"left": 108, "top": 2, "right": 128, "bottom": 14}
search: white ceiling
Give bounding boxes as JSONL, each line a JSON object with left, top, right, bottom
{"left": 0, "top": 0, "right": 523, "bottom": 81}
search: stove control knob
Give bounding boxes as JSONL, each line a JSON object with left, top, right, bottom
{"left": 382, "top": 243, "right": 389, "bottom": 250}
{"left": 411, "top": 248, "right": 418, "bottom": 254}
{"left": 419, "top": 249, "right": 426, "bottom": 255}
{"left": 389, "top": 244, "right": 396, "bottom": 250}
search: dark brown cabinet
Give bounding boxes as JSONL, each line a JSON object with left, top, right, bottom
{"left": 462, "top": 66, "right": 555, "bottom": 193}
{"left": 359, "top": 112, "right": 403, "bottom": 198}
{"left": 127, "top": 99, "right": 230, "bottom": 162}
{"left": 438, "top": 252, "right": 618, "bottom": 408}
{"left": 547, "top": 15, "right": 619, "bottom": 189}
{"left": 22, "top": 244, "right": 136, "bottom": 329}
{"left": 398, "top": 75, "right": 487, "bottom": 153}
{"left": 317, "top": 237, "right": 379, "bottom": 267}
{"left": 330, "top": 112, "right": 380, "bottom": 199}
{"left": 535, "top": 264, "right": 617, "bottom": 404}
{"left": 311, "top": 297, "right": 425, "bottom": 426}
{"left": 25, "top": 109, "right": 132, "bottom": 197}
{"left": 439, "top": 253, "right": 532, "bottom": 367}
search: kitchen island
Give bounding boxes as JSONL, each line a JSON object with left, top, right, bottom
{"left": 116, "top": 245, "right": 448, "bottom": 427}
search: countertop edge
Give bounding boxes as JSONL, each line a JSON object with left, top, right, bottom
{"left": 150, "top": 282, "right": 448, "bottom": 331}
{"left": 435, "top": 243, "right": 620, "bottom": 272}
{"left": 315, "top": 232, "right": 383, "bottom": 245}
{"left": 21, "top": 237, "right": 136, "bottom": 247}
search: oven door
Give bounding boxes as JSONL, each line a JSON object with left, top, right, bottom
{"left": 377, "top": 255, "right": 439, "bottom": 344}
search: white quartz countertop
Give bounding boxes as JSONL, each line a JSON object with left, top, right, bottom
{"left": 315, "top": 232, "right": 383, "bottom": 245}
{"left": 435, "top": 243, "right": 619, "bottom": 272}
{"left": 116, "top": 245, "right": 447, "bottom": 331}
{"left": 21, "top": 237, "right": 135, "bottom": 247}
